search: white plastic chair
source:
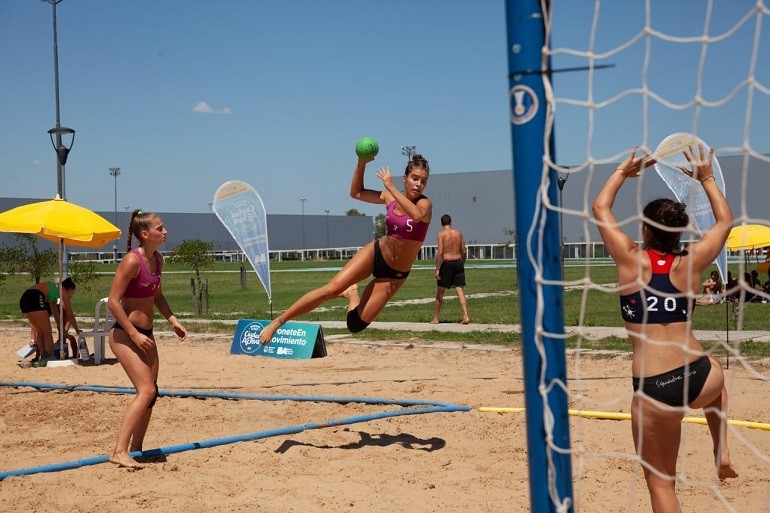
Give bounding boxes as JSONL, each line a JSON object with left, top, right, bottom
{"left": 79, "top": 297, "right": 114, "bottom": 364}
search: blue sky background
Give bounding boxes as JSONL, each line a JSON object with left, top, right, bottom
{"left": 1, "top": 1, "right": 767, "bottom": 217}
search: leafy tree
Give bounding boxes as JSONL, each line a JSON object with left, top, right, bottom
{"left": 0, "top": 234, "right": 57, "bottom": 284}
{"left": 0, "top": 247, "right": 8, "bottom": 288}
{"left": 503, "top": 227, "right": 517, "bottom": 244}
{"left": 167, "top": 239, "right": 215, "bottom": 315}
{"left": 68, "top": 260, "right": 100, "bottom": 292}
{"left": 345, "top": 208, "right": 366, "bottom": 216}
{"left": 503, "top": 227, "right": 517, "bottom": 260}
{"left": 374, "top": 213, "right": 386, "bottom": 238}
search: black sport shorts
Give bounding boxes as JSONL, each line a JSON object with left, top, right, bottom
{"left": 19, "top": 289, "right": 50, "bottom": 314}
{"left": 437, "top": 259, "right": 466, "bottom": 289}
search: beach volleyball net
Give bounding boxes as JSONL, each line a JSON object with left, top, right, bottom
{"left": 507, "top": 1, "right": 770, "bottom": 510}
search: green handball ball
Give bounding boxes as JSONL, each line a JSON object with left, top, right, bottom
{"left": 355, "top": 137, "right": 379, "bottom": 159}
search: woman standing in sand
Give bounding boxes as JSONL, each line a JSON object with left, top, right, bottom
{"left": 592, "top": 144, "right": 737, "bottom": 512}
{"left": 107, "top": 209, "right": 187, "bottom": 469}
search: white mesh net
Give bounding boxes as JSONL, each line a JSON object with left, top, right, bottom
{"left": 536, "top": 1, "right": 770, "bottom": 511}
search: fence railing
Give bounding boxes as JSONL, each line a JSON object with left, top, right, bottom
{"left": 70, "top": 241, "right": 763, "bottom": 265}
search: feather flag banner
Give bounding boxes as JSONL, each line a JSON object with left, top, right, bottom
{"left": 653, "top": 133, "right": 727, "bottom": 283}
{"left": 212, "top": 180, "right": 272, "bottom": 302}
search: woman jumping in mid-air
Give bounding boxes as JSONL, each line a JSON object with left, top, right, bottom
{"left": 259, "top": 152, "right": 432, "bottom": 343}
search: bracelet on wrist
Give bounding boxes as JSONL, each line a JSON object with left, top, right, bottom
{"left": 616, "top": 168, "right": 633, "bottom": 178}
{"left": 700, "top": 175, "right": 715, "bottom": 184}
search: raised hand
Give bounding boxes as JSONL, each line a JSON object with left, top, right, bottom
{"left": 680, "top": 143, "right": 715, "bottom": 183}
{"left": 616, "top": 145, "right": 656, "bottom": 178}
{"left": 376, "top": 166, "right": 393, "bottom": 188}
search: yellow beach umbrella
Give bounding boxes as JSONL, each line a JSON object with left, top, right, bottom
{"left": 0, "top": 197, "right": 121, "bottom": 360}
{"left": 0, "top": 196, "right": 121, "bottom": 248}
{"left": 726, "top": 224, "right": 770, "bottom": 251}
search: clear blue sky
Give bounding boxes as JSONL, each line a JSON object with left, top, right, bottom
{"left": 1, "top": 1, "right": 767, "bottom": 217}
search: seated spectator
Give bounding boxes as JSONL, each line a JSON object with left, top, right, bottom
{"left": 743, "top": 272, "right": 759, "bottom": 302}
{"left": 750, "top": 269, "right": 762, "bottom": 289}
{"left": 725, "top": 271, "right": 739, "bottom": 298}
{"left": 696, "top": 270, "right": 723, "bottom": 305}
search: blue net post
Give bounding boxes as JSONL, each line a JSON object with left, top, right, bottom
{"left": 505, "top": 1, "right": 573, "bottom": 511}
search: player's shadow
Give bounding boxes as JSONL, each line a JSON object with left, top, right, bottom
{"left": 275, "top": 430, "right": 445, "bottom": 454}
{"left": 133, "top": 451, "right": 168, "bottom": 464}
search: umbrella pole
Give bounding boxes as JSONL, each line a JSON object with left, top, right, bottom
{"left": 725, "top": 295, "right": 730, "bottom": 370}
{"left": 58, "top": 239, "right": 65, "bottom": 359}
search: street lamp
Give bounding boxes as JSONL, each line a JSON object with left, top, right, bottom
{"left": 109, "top": 167, "right": 121, "bottom": 263}
{"left": 300, "top": 198, "right": 307, "bottom": 258}
{"left": 556, "top": 168, "right": 570, "bottom": 272}
{"left": 324, "top": 209, "right": 330, "bottom": 250}
{"left": 43, "top": 0, "right": 74, "bottom": 201}
{"left": 109, "top": 168, "right": 121, "bottom": 224}
{"left": 44, "top": 0, "right": 75, "bottom": 283}
{"left": 47, "top": 126, "right": 75, "bottom": 198}
{"left": 401, "top": 145, "right": 416, "bottom": 162}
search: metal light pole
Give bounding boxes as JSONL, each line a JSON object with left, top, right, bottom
{"left": 208, "top": 201, "right": 213, "bottom": 244}
{"left": 109, "top": 167, "right": 121, "bottom": 262}
{"left": 44, "top": 0, "right": 75, "bottom": 360}
{"left": 109, "top": 167, "right": 121, "bottom": 223}
{"left": 401, "top": 145, "right": 416, "bottom": 162}
{"left": 300, "top": 198, "right": 307, "bottom": 259}
{"left": 324, "top": 209, "right": 330, "bottom": 249}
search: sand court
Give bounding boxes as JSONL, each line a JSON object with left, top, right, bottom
{"left": 1, "top": 327, "right": 769, "bottom": 512}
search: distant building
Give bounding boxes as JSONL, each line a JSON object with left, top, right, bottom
{"left": 0, "top": 198, "right": 373, "bottom": 255}
{"left": 1, "top": 154, "right": 767, "bottom": 255}
{"left": 426, "top": 154, "right": 768, "bottom": 246}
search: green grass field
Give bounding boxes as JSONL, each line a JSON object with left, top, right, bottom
{"left": 1, "top": 259, "right": 767, "bottom": 355}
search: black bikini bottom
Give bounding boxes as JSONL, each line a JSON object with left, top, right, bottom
{"left": 372, "top": 239, "right": 410, "bottom": 280}
{"left": 112, "top": 321, "right": 154, "bottom": 338}
{"left": 632, "top": 355, "right": 712, "bottom": 407}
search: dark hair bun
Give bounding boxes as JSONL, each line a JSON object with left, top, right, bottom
{"left": 642, "top": 198, "right": 689, "bottom": 254}
{"left": 411, "top": 154, "right": 428, "bottom": 167}
{"left": 670, "top": 202, "right": 689, "bottom": 228}
{"left": 406, "top": 153, "right": 430, "bottom": 174}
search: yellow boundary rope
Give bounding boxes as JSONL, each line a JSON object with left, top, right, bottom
{"left": 478, "top": 407, "right": 770, "bottom": 431}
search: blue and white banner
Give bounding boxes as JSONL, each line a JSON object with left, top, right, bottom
{"left": 230, "top": 319, "right": 327, "bottom": 359}
{"left": 212, "top": 181, "right": 272, "bottom": 301}
{"left": 653, "top": 133, "right": 727, "bottom": 283}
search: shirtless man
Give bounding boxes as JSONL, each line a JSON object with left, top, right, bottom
{"left": 431, "top": 214, "right": 470, "bottom": 324}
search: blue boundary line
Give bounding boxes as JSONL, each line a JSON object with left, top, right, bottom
{"left": 0, "top": 381, "right": 470, "bottom": 480}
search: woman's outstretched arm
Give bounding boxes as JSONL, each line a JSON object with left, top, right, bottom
{"left": 681, "top": 144, "right": 733, "bottom": 267}
{"left": 592, "top": 146, "right": 655, "bottom": 264}
{"left": 350, "top": 156, "right": 385, "bottom": 205}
